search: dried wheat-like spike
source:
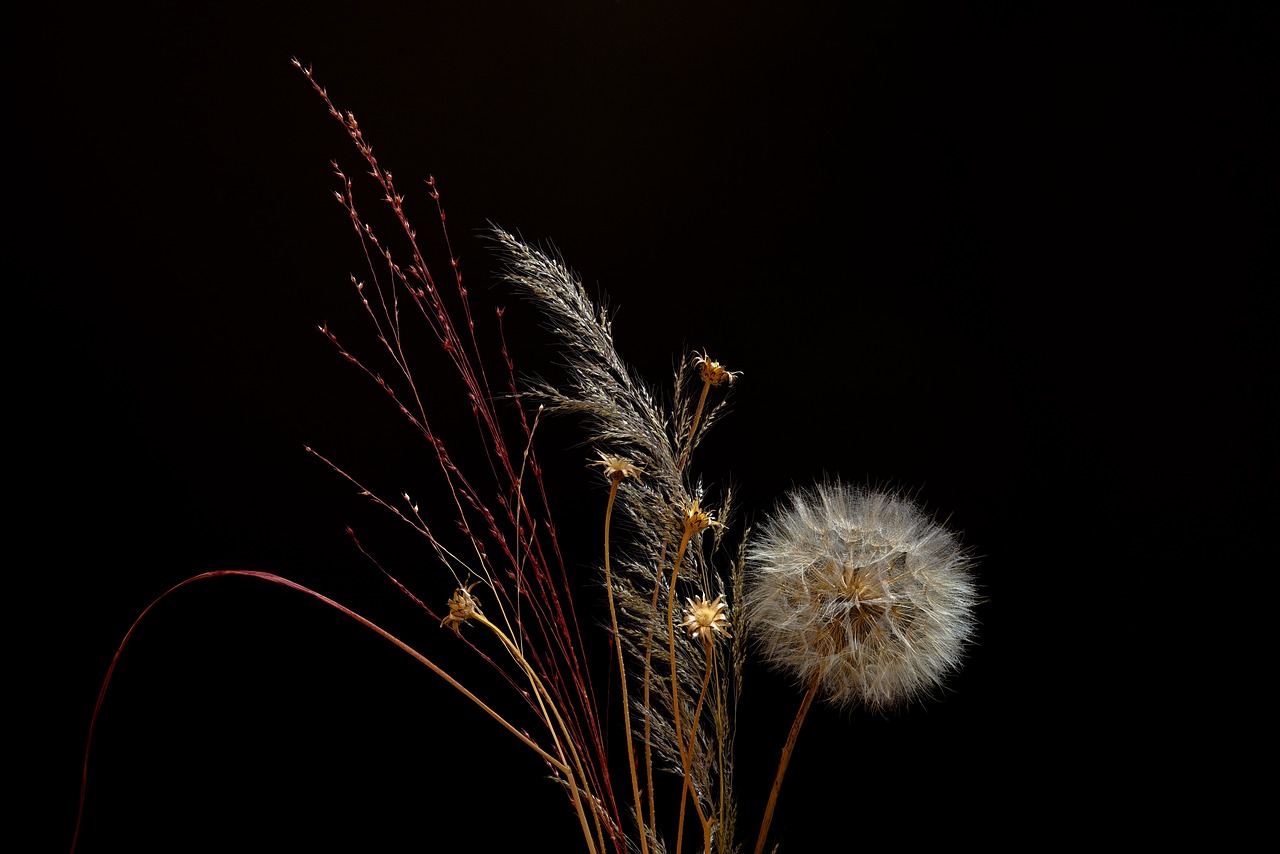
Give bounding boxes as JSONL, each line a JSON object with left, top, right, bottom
{"left": 488, "top": 228, "right": 681, "bottom": 498}
{"left": 490, "top": 228, "right": 744, "bottom": 848}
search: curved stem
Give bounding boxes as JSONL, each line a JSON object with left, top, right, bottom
{"left": 716, "top": 668, "right": 727, "bottom": 853}
{"left": 677, "top": 639, "right": 714, "bottom": 854}
{"left": 677, "top": 379, "right": 712, "bottom": 472}
{"left": 667, "top": 529, "right": 693, "bottom": 854}
{"left": 603, "top": 478, "right": 649, "bottom": 853}
{"left": 72, "top": 571, "right": 577, "bottom": 853}
{"left": 640, "top": 537, "right": 671, "bottom": 840}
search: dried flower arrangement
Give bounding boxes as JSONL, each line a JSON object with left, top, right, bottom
{"left": 72, "top": 62, "right": 980, "bottom": 853}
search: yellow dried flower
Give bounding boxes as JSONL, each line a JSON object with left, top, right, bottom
{"left": 591, "top": 453, "right": 643, "bottom": 482}
{"left": 680, "top": 595, "right": 732, "bottom": 643}
{"left": 679, "top": 498, "right": 723, "bottom": 535}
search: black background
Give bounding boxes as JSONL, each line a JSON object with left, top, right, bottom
{"left": 27, "top": 2, "right": 1272, "bottom": 850}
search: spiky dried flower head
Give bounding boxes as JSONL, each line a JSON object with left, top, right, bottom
{"left": 693, "top": 352, "right": 741, "bottom": 386}
{"left": 746, "top": 483, "right": 977, "bottom": 711}
{"left": 680, "top": 594, "right": 732, "bottom": 643}
{"left": 441, "top": 582, "right": 483, "bottom": 634}
{"left": 591, "top": 452, "right": 643, "bottom": 483}
{"left": 679, "top": 498, "right": 723, "bottom": 536}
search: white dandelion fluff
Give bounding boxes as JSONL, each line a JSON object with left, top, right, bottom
{"left": 746, "top": 482, "right": 978, "bottom": 711}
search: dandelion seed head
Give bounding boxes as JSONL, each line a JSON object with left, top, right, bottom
{"left": 746, "top": 482, "right": 977, "bottom": 711}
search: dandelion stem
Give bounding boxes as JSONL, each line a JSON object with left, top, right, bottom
{"left": 603, "top": 476, "right": 649, "bottom": 854}
{"left": 753, "top": 679, "right": 819, "bottom": 854}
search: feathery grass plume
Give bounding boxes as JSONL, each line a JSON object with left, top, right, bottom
{"left": 746, "top": 482, "right": 977, "bottom": 710}
{"left": 489, "top": 228, "right": 745, "bottom": 850}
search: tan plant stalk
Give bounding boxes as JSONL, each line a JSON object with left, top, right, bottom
{"left": 753, "top": 679, "right": 819, "bottom": 854}
{"left": 666, "top": 520, "right": 698, "bottom": 849}
{"left": 667, "top": 504, "right": 719, "bottom": 853}
{"left": 676, "top": 594, "right": 732, "bottom": 853}
{"left": 640, "top": 537, "right": 669, "bottom": 838}
{"left": 676, "top": 637, "right": 715, "bottom": 854}
{"left": 715, "top": 671, "right": 728, "bottom": 853}
{"left": 472, "top": 609, "right": 606, "bottom": 854}
{"left": 677, "top": 354, "right": 739, "bottom": 472}
{"left": 676, "top": 378, "right": 711, "bottom": 473}
{"left": 595, "top": 456, "right": 649, "bottom": 853}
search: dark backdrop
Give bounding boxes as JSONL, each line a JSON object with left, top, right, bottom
{"left": 26, "top": 2, "right": 1272, "bottom": 850}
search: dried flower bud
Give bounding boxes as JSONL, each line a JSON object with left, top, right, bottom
{"left": 679, "top": 498, "right": 722, "bottom": 536}
{"left": 692, "top": 352, "right": 740, "bottom": 386}
{"left": 441, "top": 582, "right": 483, "bottom": 634}
{"left": 746, "top": 483, "right": 977, "bottom": 710}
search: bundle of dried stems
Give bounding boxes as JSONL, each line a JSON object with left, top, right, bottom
{"left": 72, "top": 63, "right": 979, "bottom": 854}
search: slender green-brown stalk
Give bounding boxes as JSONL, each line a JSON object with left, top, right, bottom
{"left": 666, "top": 525, "right": 696, "bottom": 850}
{"left": 676, "top": 377, "right": 712, "bottom": 472}
{"left": 678, "top": 353, "right": 740, "bottom": 472}
{"left": 676, "top": 637, "right": 715, "bottom": 854}
{"left": 597, "top": 458, "right": 649, "bottom": 853}
{"left": 753, "top": 679, "right": 819, "bottom": 854}
{"left": 640, "top": 537, "right": 670, "bottom": 838}
{"left": 700, "top": 639, "right": 719, "bottom": 854}
{"left": 715, "top": 667, "right": 727, "bottom": 854}
{"left": 661, "top": 501, "right": 720, "bottom": 854}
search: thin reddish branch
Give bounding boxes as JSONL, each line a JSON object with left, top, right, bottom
{"left": 293, "top": 60, "right": 622, "bottom": 846}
